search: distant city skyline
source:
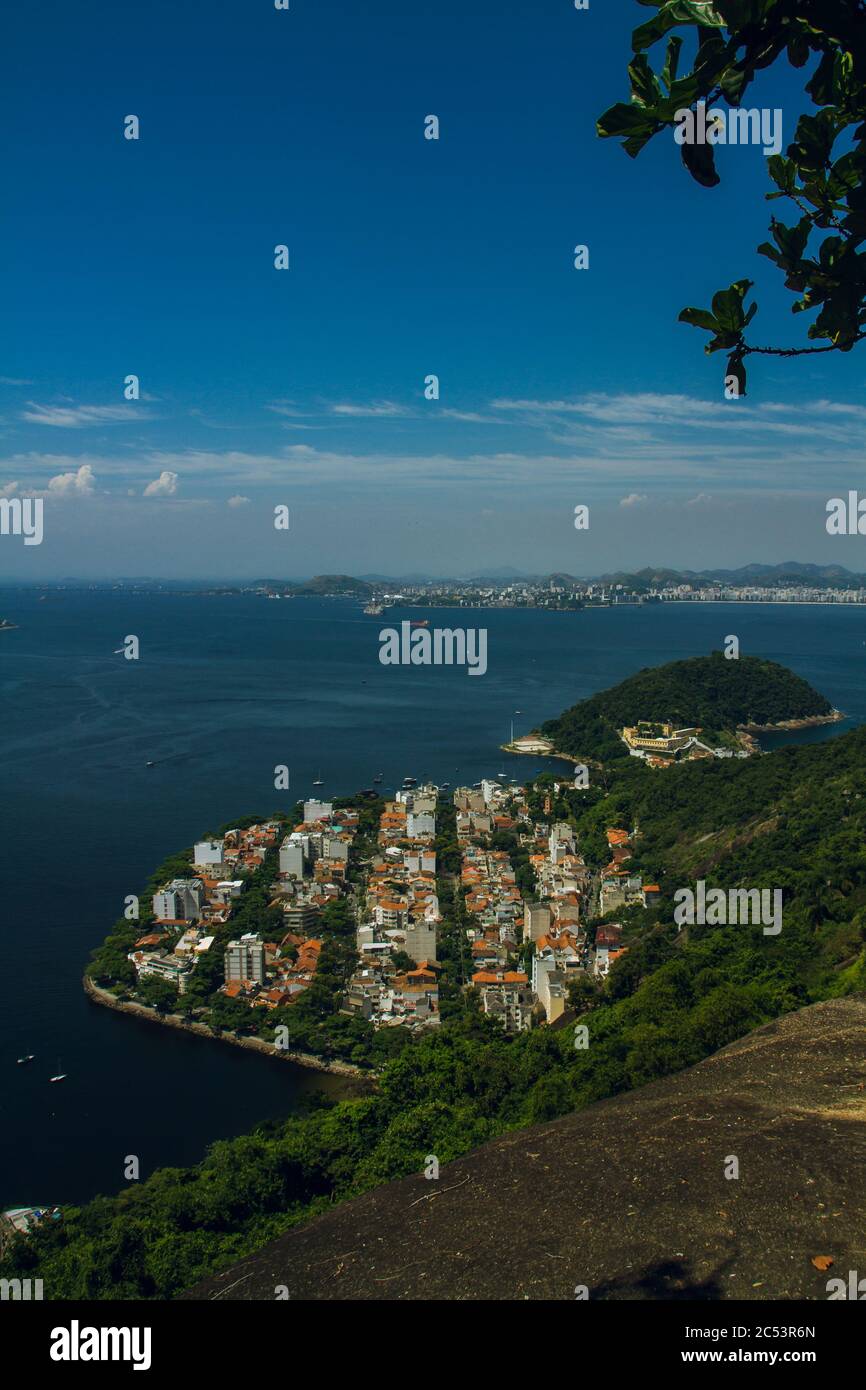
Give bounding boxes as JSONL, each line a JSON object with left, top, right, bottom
{"left": 3, "top": 1, "right": 865, "bottom": 579}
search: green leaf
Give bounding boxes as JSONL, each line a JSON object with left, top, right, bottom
{"left": 678, "top": 307, "right": 719, "bottom": 332}
{"left": 826, "top": 151, "right": 862, "bottom": 201}
{"left": 632, "top": 1, "right": 725, "bottom": 55}
{"left": 596, "top": 102, "right": 658, "bottom": 140}
{"left": 628, "top": 54, "right": 662, "bottom": 108}
{"left": 806, "top": 50, "right": 843, "bottom": 108}
{"left": 767, "top": 155, "right": 797, "bottom": 196}
{"left": 711, "top": 279, "right": 754, "bottom": 333}
{"left": 757, "top": 240, "right": 782, "bottom": 266}
{"left": 771, "top": 217, "right": 812, "bottom": 263}
{"left": 789, "top": 110, "right": 838, "bottom": 176}
{"left": 681, "top": 139, "right": 720, "bottom": 187}
{"left": 661, "top": 35, "right": 683, "bottom": 90}
{"left": 786, "top": 33, "right": 810, "bottom": 69}
{"left": 719, "top": 64, "right": 749, "bottom": 105}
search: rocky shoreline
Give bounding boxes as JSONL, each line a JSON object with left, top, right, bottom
{"left": 737, "top": 709, "right": 846, "bottom": 734}
{"left": 82, "top": 975, "right": 372, "bottom": 1082}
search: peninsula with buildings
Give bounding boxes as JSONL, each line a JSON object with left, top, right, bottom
{"left": 84, "top": 655, "right": 835, "bottom": 1061}
{"left": 84, "top": 776, "right": 648, "bottom": 1060}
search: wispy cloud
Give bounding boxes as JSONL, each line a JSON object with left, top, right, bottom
{"left": 266, "top": 401, "right": 315, "bottom": 419}
{"left": 438, "top": 409, "right": 501, "bottom": 424}
{"left": 21, "top": 402, "right": 147, "bottom": 429}
{"left": 489, "top": 391, "right": 866, "bottom": 438}
{"left": 329, "top": 400, "right": 410, "bottom": 418}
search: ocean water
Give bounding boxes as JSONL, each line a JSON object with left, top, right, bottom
{"left": 1, "top": 589, "right": 865, "bottom": 1205}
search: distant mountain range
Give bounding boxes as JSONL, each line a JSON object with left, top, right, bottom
{"left": 255, "top": 574, "right": 375, "bottom": 596}
{"left": 592, "top": 562, "right": 865, "bottom": 590}
{"left": 246, "top": 563, "right": 866, "bottom": 595}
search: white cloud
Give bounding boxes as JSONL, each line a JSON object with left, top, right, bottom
{"left": 21, "top": 402, "right": 145, "bottom": 428}
{"left": 330, "top": 401, "right": 409, "bottom": 418}
{"left": 619, "top": 493, "right": 648, "bottom": 507}
{"left": 46, "top": 463, "right": 96, "bottom": 496}
{"left": 143, "top": 470, "right": 178, "bottom": 497}
{"left": 489, "top": 392, "right": 866, "bottom": 444}
{"left": 266, "top": 401, "right": 312, "bottom": 418}
{"left": 227, "top": 494, "right": 250, "bottom": 508}
{"left": 438, "top": 409, "right": 500, "bottom": 424}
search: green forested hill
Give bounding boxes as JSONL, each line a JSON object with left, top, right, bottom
{"left": 293, "top": 575, "right": 373, "bottom": 596}
{"left": 540, "top": 652, "right": 833, "bottom": 761}
{"left": 4, "top": 718, "right": 864, "bottom": 1301}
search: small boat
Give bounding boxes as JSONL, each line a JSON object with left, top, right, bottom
{"left": 313, "top": 772, "right": 324, "bottom": 786}
{"left": 373, "top": 774, "right": 383, "bottom": 783}
{"left": 49, "top": 1072, "right": 67, "bottom": 1084}
{"left": 363, "top": 602, "right": 385, "bottom": 616}
{"left": 146, "top": 760, "right": 155, "bottom": 767}
{"left": 410, "top": 619, "right": 429, "bottom": 628}
{"left": 17, "top": 1054, "right": 34, "bottom": 1065}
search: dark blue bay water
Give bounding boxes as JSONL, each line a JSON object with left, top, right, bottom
{"left": 2, "top": 590, "right": 865, "bottom": 1206}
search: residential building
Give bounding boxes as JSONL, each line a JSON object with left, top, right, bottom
{"left": 225, "top": 935, "right": 266, "bottom": 984}
{"left": 524, "top": 901, "right": 552, "bottom": 943}
{"left": 152, "top": 878, "right": 204, "bottom": 922}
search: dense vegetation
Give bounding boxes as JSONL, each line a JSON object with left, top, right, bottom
{"left": 541, "top": 652, "right": 832, "bottom": 761}
{"left": 291, "top": 575, "right": 373, "bottom": 596}
{"left": 6, "top": 711, "right": 865, "bottom": 1300}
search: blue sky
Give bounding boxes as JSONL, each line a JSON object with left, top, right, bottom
{"left": 2, "top": 0, "right": 865, "bottom": 579}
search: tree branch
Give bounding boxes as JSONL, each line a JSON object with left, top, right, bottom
{"left": 742, "top": 338, "right": 864, "bottom": 357}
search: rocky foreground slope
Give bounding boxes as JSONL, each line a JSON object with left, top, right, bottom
{"left": 182, "top": 998, "right": 866, "bottom": 1301}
